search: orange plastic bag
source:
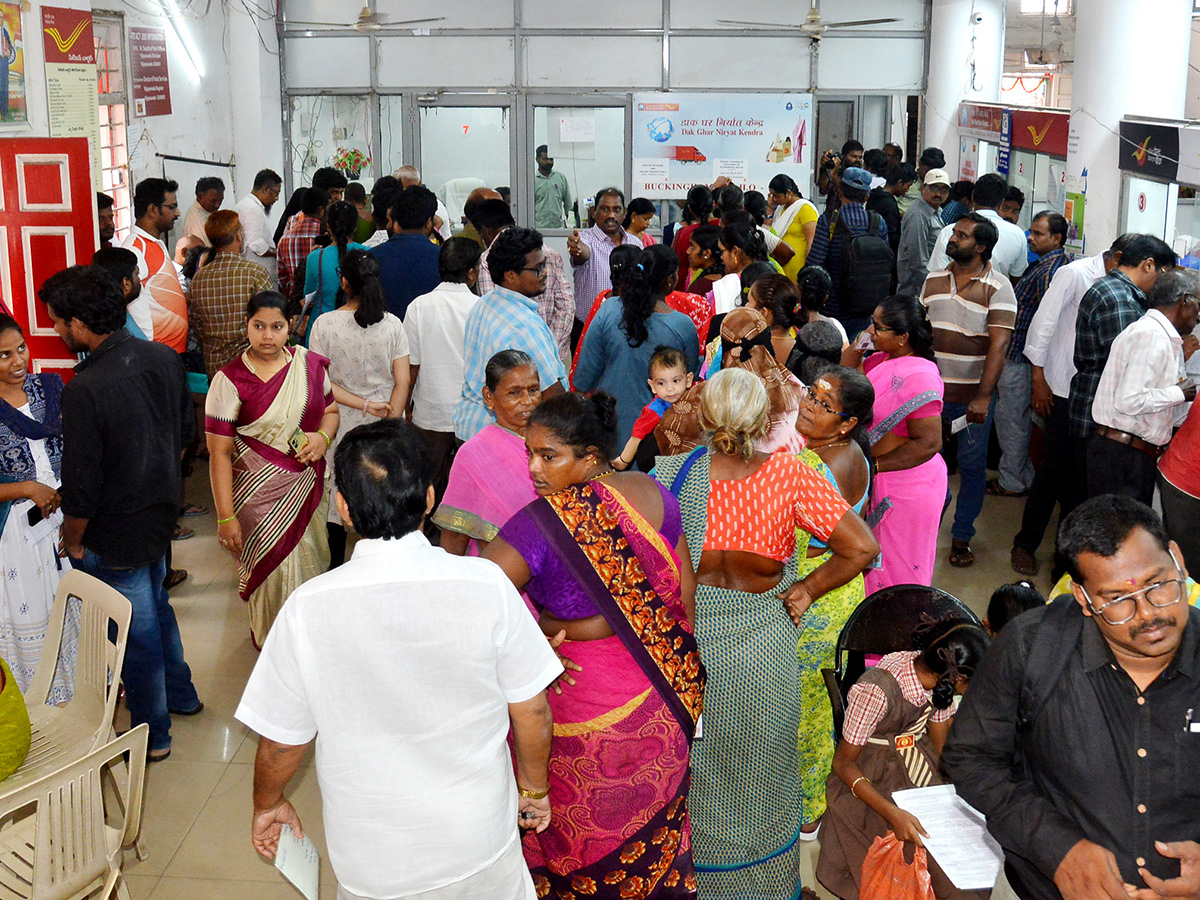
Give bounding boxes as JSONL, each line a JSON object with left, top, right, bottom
{"left": 859, "top": 831, "right": 936, "bottom": 900}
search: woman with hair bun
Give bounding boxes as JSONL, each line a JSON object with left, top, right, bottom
{"left": 308, "top": 248, "right": 411, "bottom": 565}
{"left": 301, "top": 200, "right": 368, "bottom": 344}
{"left": 846, "top": 295, "right": 946, "bottom": 591}
{"left": 654, "top": 368, "right": 878, "bottom": 899}
{"left": 818, "top": 618, "right": 990, "bottom": 900}
{"left": 573, "top": 243, "right": 700, "bottom": 445}
{"left": 483, "top": 390, "right": 704, "bottom": 899}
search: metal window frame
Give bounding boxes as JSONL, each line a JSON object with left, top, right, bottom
{"left": 275, "top": 0, "right": 924, "bottom": 222}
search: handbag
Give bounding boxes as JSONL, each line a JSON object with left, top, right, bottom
{"left": 290, "top": 249, "right": 323, "bottom": 344}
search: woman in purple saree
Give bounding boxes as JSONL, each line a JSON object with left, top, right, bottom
{"left": 484, "top": 391, "right": 704, "bottom": 899}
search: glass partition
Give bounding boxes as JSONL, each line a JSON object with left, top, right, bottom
{"left": 532, "top": 106, "right": 626, "bottom": 231}
{"left": 289, "top": 95, "right": 372, "bottom": 190}
{"left": 419, "top": 106, "right": 511, "bottom": 231}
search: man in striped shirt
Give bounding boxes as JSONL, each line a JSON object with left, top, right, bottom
{"left": 921, "top": 212, "right": 1017, "bottom": 567}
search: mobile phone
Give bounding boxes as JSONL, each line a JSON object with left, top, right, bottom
{"left": 27, "top": 505, "right": 43, "bottom": 527}
{"left": 288, "top": 427, "right": 309, "bottom": 454}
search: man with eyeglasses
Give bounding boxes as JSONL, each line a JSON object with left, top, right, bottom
{"left": 453, "top": 226, "right": 566, "bottom": 442}
{"left": 567, "top": 187, "right": 631, "bottom": 323}
{"left": 944, "top": 495, "right": 1200, "bottom": 900}
{"left": 1088, "top": 270, "right": 1200, "bottom": 505}
{"left": 123, "top": 177, "right": 188, "bottom": 353}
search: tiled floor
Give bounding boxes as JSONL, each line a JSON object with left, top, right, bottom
{"left": 121, "top": 465, "right": 1043, "bottom": 898}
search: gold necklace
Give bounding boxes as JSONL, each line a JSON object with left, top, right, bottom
{"left": 810, "top": 438, "right": 851, "bottom": 450}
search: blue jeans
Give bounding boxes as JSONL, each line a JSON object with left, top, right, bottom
{"left": 943, "top": 398, "right": 995, "bottom": 543}
{"left": 76, "top": 550, "right": 198, "bottom": 751}
{"left": 994, "top": 360, "right": 1035, "bottom": 493}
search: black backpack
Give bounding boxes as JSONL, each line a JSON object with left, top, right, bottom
{"left": 832, "top": 210, "right": 893, "bottom": 317}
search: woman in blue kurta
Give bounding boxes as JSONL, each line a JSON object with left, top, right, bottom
{"left": 573, "top": 244, "right": 700, "bottom": 447}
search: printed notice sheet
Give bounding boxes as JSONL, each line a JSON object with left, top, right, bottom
{"left": 891, "top": 784, "right": 1004, "bottom": 890}
{"left": 275, "top": 823, "right": 320, "bottom": 900}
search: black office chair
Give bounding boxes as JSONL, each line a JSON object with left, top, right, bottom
{"left": 821, "top": 584, "right": 983, "bottom": 741}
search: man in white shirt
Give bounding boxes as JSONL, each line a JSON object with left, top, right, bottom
{"left": 404, "top": 236, "right": 481, "bottom": 531}
{"left": 236, "top": 419, "right": 561, "bottom": 900}
{"left": 1088, "top": 270, "right": 1199, "bottom": 505}
{"left": 235, "top": 169, "right": 282, "bottom": 284}
{"left": 181, "top": 176, "right": 224, "bottom": 247}
{"left": 927, "top": 173, "right": 1029, "bottom": 282}
{"left": 1011, "top": 235, "right": 1128, "bottom": 576}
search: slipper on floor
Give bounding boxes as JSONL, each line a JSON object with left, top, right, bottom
{"left": 163, "top": 568, "right": 188, "bottom": 591}
{"left": 986, "top": 479, "right": 1028, "bottom": 497}
{"left": 148, "top": 747, "right": 171, "bottom": 762}
{"left": 949, "top": 543, "right": 975, "bottom": 568}
{"left": 172, "top": 525, "right": 194, "bottom": 541}
{"left": 180, "top": 502, "right": 208, "bottom": 517}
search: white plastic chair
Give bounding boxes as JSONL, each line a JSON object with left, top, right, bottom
{"left": 0, "top": 723, "right": 147, "bottom": 900}
{"left": 438, "top": 177, "right": 486, "bottom": 231}
{"left": 10, "top": 570, "right": 130, "bottom": 787}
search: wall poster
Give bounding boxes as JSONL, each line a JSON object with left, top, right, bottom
{"left": 41, "top": 7, "right": 100, "bottom": 188}
{"left": 0, "top": 2, "right": 25, "bottom": 125}
{"left": 129, "top": 26, "right": 172, "bottom": 118}
{"left": 632, "top": 92, "right": 814, "bottom": 199}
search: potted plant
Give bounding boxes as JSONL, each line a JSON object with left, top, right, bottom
{"left": 332, "top": 147, "right": 370, "bottom": 181}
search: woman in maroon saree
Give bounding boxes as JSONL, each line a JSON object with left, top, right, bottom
{"left": 206, "top": 291, "right": 338, "bottom": 647}
{"left": 484, "top": 391, "right": 703, "bottom": 899}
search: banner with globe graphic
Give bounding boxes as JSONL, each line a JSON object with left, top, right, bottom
{"left": 632, "top": 92, "right": 814, "bottom": 199}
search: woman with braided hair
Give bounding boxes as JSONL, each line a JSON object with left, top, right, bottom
{"left": 817, "top": 617, "right": 991, "bottom": 900}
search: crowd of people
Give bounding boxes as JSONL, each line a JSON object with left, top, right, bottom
{"left": 1, "top": 143, "right": 1198, "bottom": 900}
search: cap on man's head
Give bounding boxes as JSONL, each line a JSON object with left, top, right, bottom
{"left": 923, "top": 168, "right": 952, "bottom": 188}
{"left": 840, "top": 167, "right": 873, "bottom": 192}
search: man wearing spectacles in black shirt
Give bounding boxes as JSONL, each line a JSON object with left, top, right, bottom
{"left": 944, "top": 494, "right": 1200, "bottom": 900}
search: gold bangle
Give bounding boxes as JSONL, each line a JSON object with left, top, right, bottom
{"left": 217, "top": 514, "right": 236, "bottom": 524}
{"left": 517, "top": 785, "right": 548, "bottom": 800}
{"left": 317, "top": 429, "right": 333, "bottom": 446}
{"left": 850, "top": 775, "right": 870, "bottom": 798}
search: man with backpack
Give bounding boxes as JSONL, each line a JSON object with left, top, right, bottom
{"left": 944, "top": 495, "right": 1200, "bottom": 900}
{"left": 806, "top": 165, "right": 892, "bottom": 337}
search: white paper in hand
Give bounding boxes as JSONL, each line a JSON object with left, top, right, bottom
{"left": 891, "top": 784, "right": 1004, "bottom": 891}
{"left": 275, "top": 823, "right": 320, "bottom": 900}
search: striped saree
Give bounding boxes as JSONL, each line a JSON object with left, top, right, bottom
{"left": 205, "top": 346, "right": 332, "bottom": 645}
{"left": 501, "top": 480, "right": 704, "bottom": 899}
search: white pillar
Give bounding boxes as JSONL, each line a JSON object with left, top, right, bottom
{"left": 227, "top": 7, "right": 284, "bottom": 200}
{"left": 1067, "top": 0, "right": 1191, "bottom": 252}
{"left": 925, "top": 0, "right": 1007, "bottom": 174}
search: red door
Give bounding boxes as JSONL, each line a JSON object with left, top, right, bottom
{"left": 0, "top": 136, "right": 97, "bottom": 379}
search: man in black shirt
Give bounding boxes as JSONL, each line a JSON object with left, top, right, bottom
{"left": 944, "top": 495, "right": 1200, "bottom": 900}
{"left": 42, "top": 264, "right": 201, "bottom": 762}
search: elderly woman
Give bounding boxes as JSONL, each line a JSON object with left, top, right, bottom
{"left": 0, "top": 313, "right": 77, "bottom": 702}
{"left": 483, "top": 391, "right": 703, "bottom": 899}
{"left": 434, "top": 350, "right": 542, "bottom": 557}
{"left": 206, "top": 291, "right": 339, "bottom": 647}
{"left": 656, "top": 307, "right": 804, "bottom": 456}
{"left": 654, "top": 368, "right": 877, "bottom": 899}
{"left": 573, "top": 244, "right": 701, "bottom": 445}
{"left": 793, "top": 364, "right": 875, "bottom": 837}
{"left": 844, "top": 295, "right": 946, "bottom": 591}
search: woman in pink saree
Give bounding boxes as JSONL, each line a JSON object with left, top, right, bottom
{"left": 848, "top": 296, "right": 946, "bottom": 592}
{"left": 206, "top": 291, "right": 338, "bottom": 647}
{"left": 484, "top": 391, "right": 703, "bottom": 899}
{"left": 433, "top": 350, "right": 541, "bottom": 556}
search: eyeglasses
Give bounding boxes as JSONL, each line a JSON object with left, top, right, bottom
{"left": 522, "top": 262, "right": 548, "bottom": 275}
{"left": 803, "top": 383, "right": 851, "bottom": 418}
{"left": 1078, "top": 554, "right": 1187, "bottom": 625}
{"left": 871, "top": 320, "right": 895, "bottom": 333}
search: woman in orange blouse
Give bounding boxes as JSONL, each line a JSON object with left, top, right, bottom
{"left": 654, "top": 368, "right": 878, "bottom": 899}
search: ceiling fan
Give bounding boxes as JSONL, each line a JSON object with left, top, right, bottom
{"left": 719, "top": 0, "right": 900, "bottom": 40}
{"left": 285, "top": 4, "right": 444, "bottom": 32}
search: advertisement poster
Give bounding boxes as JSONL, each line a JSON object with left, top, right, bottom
{"left": 632, "top": 93, "right": 813, "bottom": 198}
{"left": 1117, "top": 120, "right": 1179, "bottom": 182}
{"left": 129, "top": 26, "right": 171, "bottom": 117}
{"left": 1064, "top": 176, "right": 1086, "bottom": 255}
{"left": 996, "top": 109, "right": 1012, "bottom": 176}
{"left": 0, "top": 2, "right": 26, "bottom": 125}
{"left": 41, "top": 7, "right": 99, "bottom": 188}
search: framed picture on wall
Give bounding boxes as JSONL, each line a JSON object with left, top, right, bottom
{"left": 0, "top": 1, "right": 25, "bottom": 125}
